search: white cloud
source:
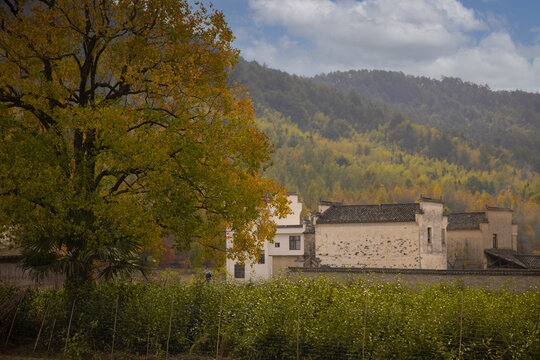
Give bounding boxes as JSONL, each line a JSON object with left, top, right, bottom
{"left": 248, "top": 0, "right": 485, "bottom": 65}
{"left": 239, "top": 0, "right": 540, "bottom": 92}
{"left": 420, "top": 33, "right": 540, "bottom": 92}
{"left": 243, "top": 36, "right": 313, "bottom": 71}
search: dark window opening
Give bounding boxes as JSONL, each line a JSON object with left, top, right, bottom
{"left": 234, "top": 264, "right": 245, "bottom": 279}
{"left": 258, "top": 252, "right": 265, "bottom": 264}
{"left": 275, "top": 242, "right": 280, "bottom": 248}
{"left": 493, "top": 234, "right": 498, "bottom": 248}
{"left": 441, "top": 229, "right": 446, "bottom": 245}
{"left": 289, "top": 235, "right": 301, "bottom": 250}
{"left": 427, "top": 227, "right": 432, "bottom": 244}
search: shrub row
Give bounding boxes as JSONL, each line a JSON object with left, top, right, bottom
{"left": 1, "top": 276, "right": 539, "bottom": 359}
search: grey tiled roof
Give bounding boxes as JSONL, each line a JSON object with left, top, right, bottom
{"left": 316, "top": 203, "right": 421, "bottom": 224}
{"left": 447, "top": 212, "right": 488, "bottom": 230}
{"left": 515, "top": 255, "right": 540, "bottom": 269}
{"left": 484, "top": 248, "right": 528, "bottom": 268}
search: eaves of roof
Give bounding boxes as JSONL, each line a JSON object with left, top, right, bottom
{"left": 316, "top": 203, "right": 421, "bottom": 224}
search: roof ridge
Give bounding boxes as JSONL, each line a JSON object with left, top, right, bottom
{"left": 336, "top": 203, "right": 418, "bottom": 207}
{"left": 317, "top": 202, "right": 421, "bottom": 224}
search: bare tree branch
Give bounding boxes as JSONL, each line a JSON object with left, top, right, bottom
{"left": 2, "top": 0, "right": 20, "bottom": 16}
{"left": 0, "top": 89, "right": 56, "bottom": 129}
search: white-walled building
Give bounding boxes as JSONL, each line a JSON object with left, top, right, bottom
{"left": 226, "top": 194, "right": 306, "bottom": 280}
{"left": 315, "top": 197, "right": 448, "bottom": 269}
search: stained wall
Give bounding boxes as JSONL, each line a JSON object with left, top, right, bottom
{"left": 315, "top": 222, "right": 421, "bottom": 268}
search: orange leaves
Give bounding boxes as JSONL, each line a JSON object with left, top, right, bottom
{"left": 55, "top": 243, "right": 68, "bottom": 261}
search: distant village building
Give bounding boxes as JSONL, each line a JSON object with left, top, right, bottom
{"left": 219, "top": 188, "right": 539, "bottom": 280}
{"left": 315, "top": 197, "right": 447, "bottom": 269}
{"left": 226, "top": 193, "right": 307, "bottom": 280}
{"left": 446, "top": 207, "right": 523, "bottom": 269}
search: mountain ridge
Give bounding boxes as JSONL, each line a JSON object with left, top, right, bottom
{"left": 229, "top": 58, "right": 540, "bottom": 252}
{"left": 313, "top": 68, "right": 540, "bottom": 171}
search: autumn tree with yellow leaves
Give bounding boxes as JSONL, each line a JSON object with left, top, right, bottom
{"left": 0, "top": 0, "right": 289, "bottom": 287}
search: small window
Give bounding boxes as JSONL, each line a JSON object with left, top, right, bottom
{"left": 289, "top": 235, "right": 301, "bottom": 250}
{"left": 441, "top": 229, "right": 445, "bottom": 245}
{"left": 275, "top": 242, "right": 280, "bottom": 248}
{"left": 258, "top": 251, "right": 265, "bottom": 264}
{"left": 493, "top": 234, "right": 498, "bottom": 248}
{"left": 427, "top": 227, "right": 432, "bottom": 244}
{"left": 234, "top": 264, "right": 245, "bottom": 279}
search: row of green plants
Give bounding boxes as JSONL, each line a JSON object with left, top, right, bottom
{"left": 1, "top": 276, "right": 539, "bottom": 359}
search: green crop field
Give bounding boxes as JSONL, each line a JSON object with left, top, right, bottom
{"left": 1, "top": 276, "right": 539, "bottom": 359}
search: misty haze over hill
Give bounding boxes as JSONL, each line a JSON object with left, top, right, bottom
{"left": 313, "top": 70, "right": 540, "bottom": 172}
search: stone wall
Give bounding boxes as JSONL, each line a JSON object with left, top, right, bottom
{"left": 303, "top": 231, "right": 317, "bottom": 267}
{"left": 272, "top": 255, "right": 304, "bottom": 276}
{"left": 288, "top": 267, "right": 540, "bottom": 292}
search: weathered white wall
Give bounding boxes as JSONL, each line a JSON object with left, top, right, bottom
{"left": 225, "top": 240, "right": 272, "bottom": 281}
{"left": 315, "top": 222, "right": 421, "bottom": 268}
{"left": 418, "top": 201, "right": 447, "bottom": 269}
{"left": 226, "top": 194, "right": 304, "bottom": 280}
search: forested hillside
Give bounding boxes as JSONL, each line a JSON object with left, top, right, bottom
{"left": 232, "top": 60, "right": 517, "bottom": 172}
{"left": 313, "top": 70, "right": 540, "bottom": 172}
{"left": 230, "top": 59, "right": 540, "bottom": 253}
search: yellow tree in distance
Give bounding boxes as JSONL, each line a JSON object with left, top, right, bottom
{"left": 0, "top": 0, "right": 289, "bottom": 287}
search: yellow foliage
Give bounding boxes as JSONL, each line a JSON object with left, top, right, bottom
{"left": 0, "top": 0, "right": 288, "bottom": 283}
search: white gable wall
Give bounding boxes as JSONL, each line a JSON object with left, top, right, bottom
{"left": 273, "top": 194, "right": 303, "bottom": 226}
{"left": 315, "top": 200, "right": 447, "bottom": 270}
{"left": 316, "top": 222, "right": 421, "bottom": 268}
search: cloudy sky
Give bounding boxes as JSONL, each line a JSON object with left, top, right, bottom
{"left": 198, "top": 0, "right": 540, "bottom": 93}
